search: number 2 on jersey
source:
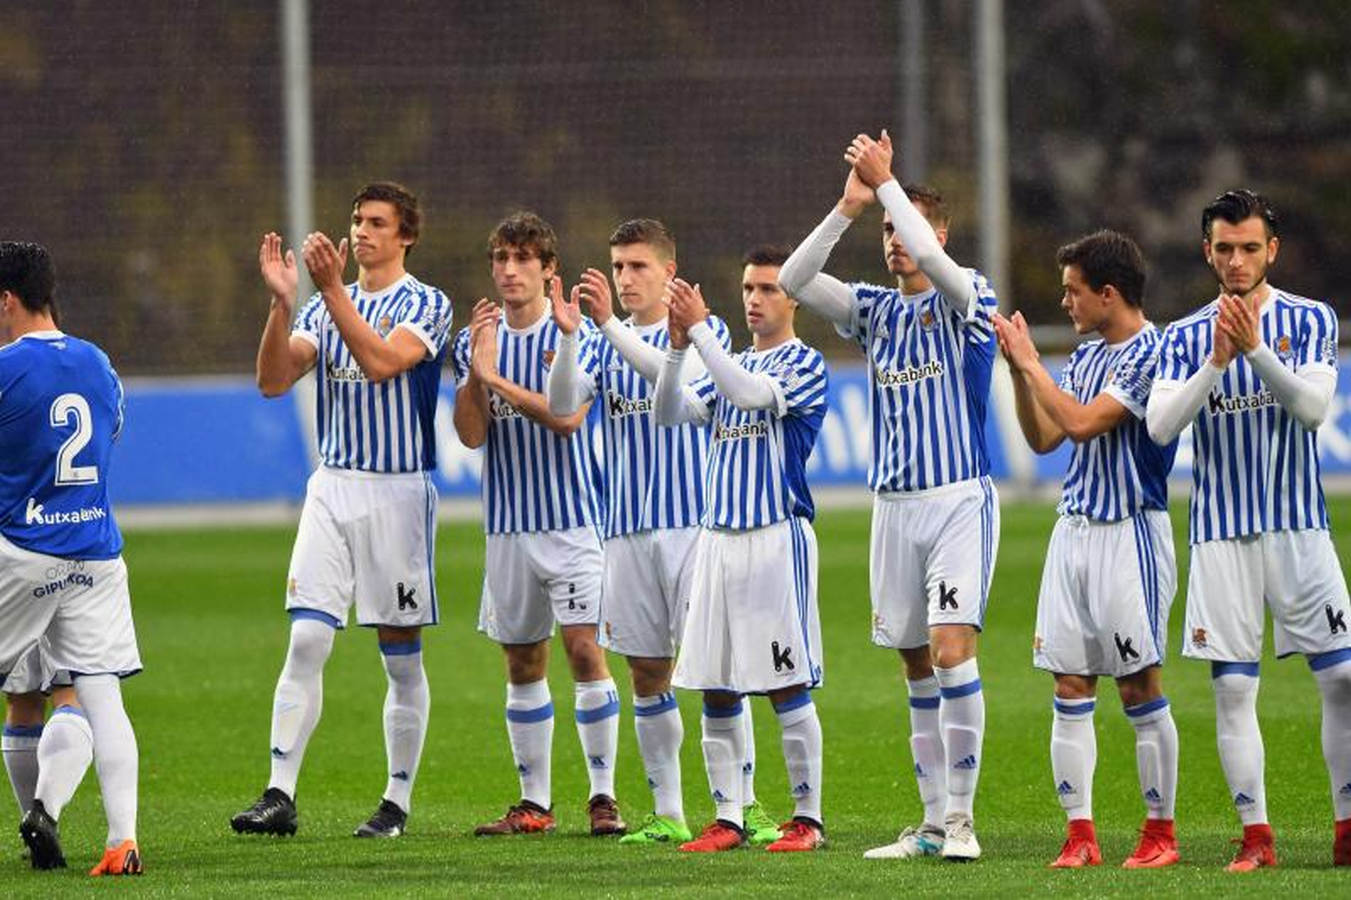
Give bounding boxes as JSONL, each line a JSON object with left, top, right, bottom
{"left": 50, "top": 392, "right": 99, "bottom": 485}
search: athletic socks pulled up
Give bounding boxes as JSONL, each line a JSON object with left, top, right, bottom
{"left": 74, "top": 674, "right": 139, "bottom": 847}
{"left": 575, "top": 678, "right": 620, "bottom": 800}
{"left": 634, "top": 692, "right": 683, "bottom": 821}
{"left": 267, "top": 617, "right": 335, "bottom": 799}
{"left": 1212, "top": 663, "right": 1267, "bottom": 826}
{"left": 34, "top": 705, "right": 94, "bottom": 820}
{"left": 1125, "top": 696, "right": 1178, "bottom": 821}
{"left": 506, "top": 679, "right": 554, "bottom": 810}
{"left": 775, "top": 692, "right": 823, "bottom": 825}
{"left": 380, "top": 640, "right": 429, "bottom": 813}
{"left": 701, "top": 699, "right": 747, "bottom": 828}
{"left": 907, "top": 676, "right": 945, "bottom": 830}
{"left": 935, "top": 659, "right": 985, "bottom": 819}
{"left": 1051, "top": 695, "right": 1096, "bottom": 821}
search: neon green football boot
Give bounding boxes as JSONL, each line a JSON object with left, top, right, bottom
{"left": 743, "top": 801, "right": 779, "bottom": 845}
{"left": 618, "top": 813, "right": 693, "bottom": 845}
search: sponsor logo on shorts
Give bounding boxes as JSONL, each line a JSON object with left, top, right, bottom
{"left": 1207, "top": 390, "right": 1276, "bottom": 415}
{"left": 876, "top": 360, "right": 943, "bottom": 389}
{"left": 938, "top": 581, "right": 959, "bottom": 611}
{"left": 607, "top": 391, "right": 653, "bottom": 418}
{"left": 1114, "top": 632, "right": 1140, "bottom": 662}
{"left": 713, "top": 421, "right": 768, "bottom": 442}
{"left": 1327, "top": 604, "right": 1347, "bottom": 634}
{"left": 770, "top": 640, "right": 795, "bottom": 673}
{"left": 31, "top": 560, "right": 95, "bottom": 599}
{"left": 397, "top": 583, "right": 418, "bottom": 610}
{"left": 1191, "top": 627, "right": 1208, "bottom": 648}
{"left": 25, "top": 498, "right": 107, "bottom": 527}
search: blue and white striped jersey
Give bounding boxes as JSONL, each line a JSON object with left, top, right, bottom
{"left": 1156, "top": 288, "right": 1337, "bottom": 544}
{"left": 1057, "top": 323, "right": 1176, "bottom": 521}
{"left": 579, "top": 316, "right": 731, "bottom": 539}
{"left": 452, "top": 310, "right": 603, "bottom": 535}
{"left": 689, "top": 339, "right": 828, "bottom": 530}
{"left": 293, "top": 274, "right": 452, "bottom": 473}
{"left": 0, "top": 332, "right": 124, "bottom": 559}
{"left": 842, "top": 272, "right": 998, "bottom": 493}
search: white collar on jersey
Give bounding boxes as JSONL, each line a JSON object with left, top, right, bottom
{"left": 352, "top": 272, "right": 412, "bottom": 300}
{"left": 17, "top": 329, "right": 65, "bottom": 341}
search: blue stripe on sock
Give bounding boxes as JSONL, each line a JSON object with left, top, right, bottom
{"left": 703, "top": 699, "right": 744, "bottom": 718}
{"left": 1309, "top": 647, "right": 1351, "bottom": 672}
{"left": 1124, "top": 696, "right": 1169, "bottom": 718}
{"left": 379, "top": 639, "right": 422, "bottom": 656}
{"left": 939, "top": 678, "right": 982, "bottom": 700}
{"left": 2, "top": 724, "right": 43, "bottom": 738}
{"left": 1053, "top": 698, "right": 1095, "bottom": 716}
{"left": 908, "top": 695, "right": 940, "bottom": 710}
{"left": 506, "top": 702, "right": 554, "bottom": 724}
{"left": 1211, "top": 661, "right": 1260, "bottom": 679}
{"left": 635, "top": 694, "right": 678, "bottom": 717}
{"left": 51, "top": 705, "right": 86, "bottom": 719}
{"left": 289, "top": 607, "right": 341, "bottom": 629}
{"left": 772, "top": 692, "right": 813, "bottom": 715}
{"left": 575, "top": 697, "right": 620, "bottom": 724}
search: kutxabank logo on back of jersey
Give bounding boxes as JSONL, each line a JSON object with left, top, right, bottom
{"left": 25, "top": 497, "right": 106, "bottom": 526}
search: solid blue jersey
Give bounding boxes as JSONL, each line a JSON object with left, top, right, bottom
{"left": 451, "top": 310, "right": 603, "bottom": 535}
{"left": 689, "top": 339, "right": 828, "bottom": 530}
{"left": 1156, "top": 288, "right": 1336, "bottom": 544}
{"left": 292, "top": 274, "right": 452, "bottom": 473}
{"left": 0, "top": 332, "right": 123, "bottom": 559}
{"left": 579, "top": 316, "right": 730, "bottom": 539}
{"left": 1057, "top": 323, "right": 1176, "bottom": 520}
{"left": 843, "top": 272, "right": 998, "bottom": 493}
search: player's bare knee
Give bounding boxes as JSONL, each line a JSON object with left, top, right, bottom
{"left": 1054, "top": 673, "right": 1096, "bottom": 700}
{"left": 899, "top": 646, "right": 934, "bottom": 680}
{"left": 504, "top": 641, "right": 549, "bottom": 684}
{"left": 627, "top": 656, "right": 673, "bottom": 696}
{"left": 929, "top": 625, "right": 977, "bottom": 669}
{"left": 48, "top": 684, "right": 80, "bottom": 711}
{"left": 376, "top": 625, "right": 420, "bottom": 645}
{"left": 703, "top": 689, "right": 740, "bottom": 709}
{"left": 1114, "top": 666, "right": 1161, "bottom": 708}
{"left": 767, "top": 684, "right": 808, "bottom": 707}
{"left": 3, "top": 691, "right": 45, "bottom": 726}
{"left": 560, "top": 625, "right": 609, "bottom": 681}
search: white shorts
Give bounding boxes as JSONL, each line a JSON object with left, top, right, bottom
{"left": 479, "top": 527, "right": 604, "bottom": 644}
{"left": 1033, "top": 511, "right": 1176, "bottom": 678}
{"left": 870, "top": 477, "right": 1000, "bottom": 649}
{"left": 1183, "top": 529, "right": 1351, "bottom": 662}
{"left": 599, "top": 526, "right": 700, "bottom": 658}
{"left": 3, "top": 642, "right": 73, "bottom": 696}
{"left": 286, "top": 467, "right": 439, "bottom": 629}
{"left": 673, "top": 518, "right": 822, "bottom": 695}
{"left": 0, "top": 534, "right": 141, "bottom": 690}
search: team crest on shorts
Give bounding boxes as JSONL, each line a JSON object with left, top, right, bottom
{"left": 1275, "top": 334, "right": 1293, "bottom": 360}
{"left": 1033, "top": 635, "right": 1043, "bottom": 651}
{"left": 376, "top": 314, "right": 393, "bottom": 336}
{"left": 287, "top": 577, "right": 297, "bottom": 597}
{"left": 1191, "top": 627, "right": 1208, "bottom": 648}
{"left": 604, "top": 621, "right": 614, "bottom": 642}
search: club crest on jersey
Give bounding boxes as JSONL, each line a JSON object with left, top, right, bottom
{"left": 919, "top": 309, "right": 937, "bottom": 331}
{"left": 376, "top": 314, "right": 393, "bottom": 336}
{"left": 542, "top": 349, "right": 556, "bottom": 368}
{"left": 1275, "top": 334, "right": 1292, "bottom": 360}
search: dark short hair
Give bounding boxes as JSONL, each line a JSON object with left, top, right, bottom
{"left": 742, "top": 244, "right": 791, "bottom": 267}
{"left": 608, "top": 218, "right": 676, "bottom": 260}
{"left": 352, "top": 181, "right": 421, "bottom": 254}
{"left": 490, "top": 211, "right": 559, "bottom": 270}
{"left": 1055, "top": 229, "right": 1147, "bottom": 308}
{"left": 1202, "top": 189, "right": 1279, "bottom": 241}
{"left": 0, "top": 241, "right": 56, "bottom": 314}
{"left": 903, "top": 183, "right": 950, "bottom": 226}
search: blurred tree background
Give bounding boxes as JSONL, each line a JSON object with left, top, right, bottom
{"left": 1, "top": 0, "right": 1348, "bottom": 373}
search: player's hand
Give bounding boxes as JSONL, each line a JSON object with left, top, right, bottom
{"left": 259, "top": 233, "right": 299, "bottom": 309}
{"left": 844, "top": 129, "right": 895, "bottom": 190}
{"left": 837, "top": 166, "right": 876, "bottom": 219}
{"left": 993, "top": 311, "right": 1038, "bottom": 372}
{"left": 301, "top": 232, "right": 349, "bottom": 293}
{"left": 1216, "top": 292, "right": 1260, "bottom": 354}
{"left": 666, "top": 278, "right": 710, "bottom": 330}
{"left": 469, "top": 298, "right": 501, "bottom": 381}
{"left": 549, "top": 276, "right": 581, "bottom": 335}
{"left": 577, "top": 268, "right": 614, "bottom": 325}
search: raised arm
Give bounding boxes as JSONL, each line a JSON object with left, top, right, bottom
{"left": 545, "top": 277, "right": 596, "bottom": 415}
{"left": 301, "top": 232, "right": 427, "bottom": 384}
{"left": 573, "top": 266, "right": 667, "bottom": 381}
{"left": 848, "top": 131, "right": 976, "bottom": 316}
{"left": 778, "top": 168, "right": 875, "bottom": 329}
{"left": 1146, "top": 323, "right": 1234, "bottom": 445}
{"left": 668, "top": 280, "right": 779, "bottom": 411}
{"left": 452, "top": 299, "right": 499, "bottom": 449}
{"left": 255, "top": 232, "right": 318, "bottom": 397}
{"left": 1218, "top": 292, "right": 1336, "bottom": 429}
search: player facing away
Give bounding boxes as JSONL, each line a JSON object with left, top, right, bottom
{"left": 0, "top": 242, "right": 143, "bottom": 875}
{"left": 232, "top": 182, "right": 452, "bottom": 839}
{"left": 1146, "top": 190, "right": 1351, "bottom": 871}
{"left": 545, "top": 220, "right": 779, "bottom": 844}
{"left": 654, "top": 253, "right": 830, "bottom": 853}
{"left": 779, "top": 131, "right": 997, "bottom": 860}
{"left": 453, "top": 212, "right": 625, "bottom": 838}
{"left": 994, "top": 231, "right": 1181, "bottom": 869}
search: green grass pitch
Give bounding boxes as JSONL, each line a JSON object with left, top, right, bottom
{"left": 6, "top": 499, "right": 1351, "bottom": 897}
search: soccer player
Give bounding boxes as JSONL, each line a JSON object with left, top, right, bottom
{"left": 0, "top": 241, "right": 143, "bottom": 875}
{"left": 779, "top": 131, "right": 998, "bottom": 860}
{"left": 653, "top": 261, "right": 829, "bottom": 853}
{"left": 545, "top": 221, "right": 779, "bottom": 845}
{"left": 1146, "top": 189, "right": 1351, "bottom": 871}
{"left": 231, "top": 182, "right": 451, "bottom": 840}
{"left": 453, "top": 211, "right": 625, "bottom": 838}
{"left": 994, "top": 230, "right": 1181, "bottom": 868}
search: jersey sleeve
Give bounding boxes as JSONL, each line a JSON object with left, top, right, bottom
{"left": 1104, "top": 337, "right": 1158, "bottom": 419}
{"left": 395, "top": 285, "right": 454, "bottom": 357}
{"left": 1154, "top": 322, "right": 1198, "bottom": 384}
{"left": 838, "top": 284, "right": 879, "bottom": 348}
{"left": 687, "top": 372, "right": 719, "bottom": 416}
{"left": 708, "top": 315, "right": 734, "bottom": 352}
{"left": 1296, "top": 302, "right": 1339, "bottom": 375}
{"left": 576, "top": 328, "right": 603, "bottom": 401}
{"left": 1057, "top": 345, "right": 1084, "bottom": 394}
{"left": 963, "top": 269, "right": 999, "bottom": 334}
{"left": 291, "top": 291, "right": 324, "bottom": 349}
{"left": 450, "top": 327, "right": 472, "bottom": 389}
{"left": 764, "top": 346, "right": 829, "bottom": 419}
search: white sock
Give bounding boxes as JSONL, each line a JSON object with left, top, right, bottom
{"left": 34, "top": 706, "right": 93, "bottom": 820}
{"left": 506, "top": 679, "right": 553, "bottom": 810}
{"left": 776, "top": 693, "right": 823, "bottom": 825}
{"left": 1310, "top": 653, "right": 1351, "bottom": 819}
{"left": 634, "top": 692, "right": 683, "bottom": 821}
{"left": 1125, "top": 696, "right": 1178, "bottom": 820}
{"left": 1050, "top": 696, "right": 1096, "bottom": 821}
{"left": 935, "top": 659, "right": 985, "bottom": 819}
{"left": 701, "top": 700, "right": 746, "bottom": 828}
{"left": 267, "top": 618, "right": 335, "bottom": 799}
{"left": 741, "top": 699, "right": 757, "bottom": 806}
{"left": 2, "top": 722, "right": 41, "bottom": 815}
{"left": 907, "top": 676, "right": 946, "bottom": 830}
{"left": 74, "top": 674, "right": 138, "bottom": 846}
{"left": 1213, "top": 664, "right": 1267, "bottom": 825}
{"left": 380, "top": 641, "right": 429, "bottom": 813}
{"left": 575, "top": 678, "right": 620, "bottom": 800}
